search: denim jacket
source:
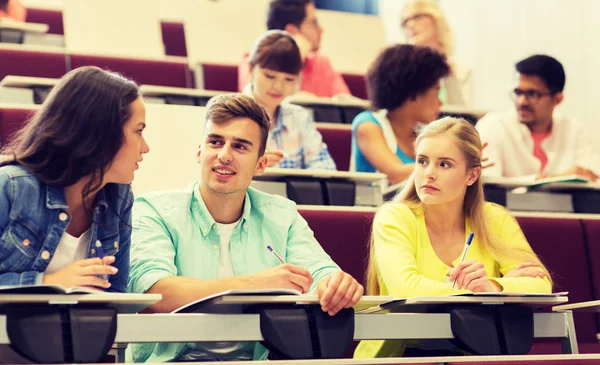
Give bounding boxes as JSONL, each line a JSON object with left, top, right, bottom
{"left": 0, "top": 164, "right": 133, "bottom": 292}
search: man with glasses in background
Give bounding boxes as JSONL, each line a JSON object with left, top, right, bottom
{"left": 477, "top": 55, "right": 599, "bottom": 182}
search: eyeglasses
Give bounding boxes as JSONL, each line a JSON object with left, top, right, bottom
{"left": 510, "top": 89, "right": 552, "bottom": 103}
{"left": 401, "top": 13, "right": 429, "bottom": 28}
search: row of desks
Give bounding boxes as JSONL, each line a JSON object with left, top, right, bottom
{"left": 0, "top": 293, "right": 585, "bottom": 363}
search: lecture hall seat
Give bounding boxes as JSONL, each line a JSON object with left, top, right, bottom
{"left": 161, "top": 21, "right": 187, "bottom": 57}
{"left": 25, "top": 8, "right": 64, "bottom": 35}
{"left": 317, "top": 126, "right": 351, "bottom": 171}
{"left": 0, "top": 48, "right": 67, "bottom": 83}
{"left": 69, "top": 54, "right": 192, "bottom": 88}
{"left": 0, "top": 108, "right": 34, "bottom": 146}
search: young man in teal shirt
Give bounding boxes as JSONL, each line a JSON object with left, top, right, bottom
{"left": 127, "top": 94, "right": 364, "bottom": 362}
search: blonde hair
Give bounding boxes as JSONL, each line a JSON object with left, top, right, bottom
{"left": 401, "top": 0, "right": 455, "bottom": 58}
{"left": 366, "top": 117, "right": 551, "bottom": 295}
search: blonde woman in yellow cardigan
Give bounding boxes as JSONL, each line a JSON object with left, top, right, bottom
{"left": 354, "top": 117, "right": 551, "bottom": 358}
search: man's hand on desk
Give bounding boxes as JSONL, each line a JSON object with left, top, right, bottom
{"left": 250, "top": 264, "right": 313, "bottom": 293}
{"left": 264, "top": 149, "right": 286, "bottom": 167}
{"left": 540, "top": 165, "right": 598, "bottom": 182}
{"left": 317, "top": 270, "right": 364, "bottom": 316}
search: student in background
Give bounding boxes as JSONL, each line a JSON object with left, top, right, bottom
{"left": 0, "top": 66, "right": 149, "bottom": 292}
{"left": 477, "top": 55, "right": 599, "bottom": 182}
{"left": 0, "top": 0, "right": 26, "bottom": 22}
{"left": 245, "top": 30, "right": 336, "bottom": 170}
{"left": 351, "top": 44, "right": 449, "bottom": 184}
{"left": 128, "top": 94, "right": 362, "bottom": 362}
{"left": 239, "top": 0, "right": 350, "bottom": 98}
{"left": 401, "top": 0, "right": 471, "bottom": 105}
{"left": 355, "top": 117, "right": 551, "bottom": 358}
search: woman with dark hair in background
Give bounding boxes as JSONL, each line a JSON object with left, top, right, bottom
{"left": 351, "top": 44, "right": 450, "bottom": 184}
{"left": 0, "top": 66, "right": 149, "bottom": 293}
{"left": 245, "top": 29, "right": 336, "bottom": 170}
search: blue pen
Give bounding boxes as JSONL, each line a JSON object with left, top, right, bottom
{"left": 451, "top": 232, "right": 474, "bottom": 290}
{"left": 95, "top": 241, "right": 109, "bottom": 281}
{"left": 266, "top": 245, "right": 285, "bottom": 264}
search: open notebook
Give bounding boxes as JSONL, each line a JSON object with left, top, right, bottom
{"left": 0, "top": 285, "right": 100, "bottom": 295}
{"left": 172, "top": 288, "right": 303, "bottom": 313}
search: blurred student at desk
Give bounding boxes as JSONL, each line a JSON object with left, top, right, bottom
{"left": 128, "top": 94, "right": 362, "bottom": 362}
{"left": 401, "top": 0, "right": 472, "bottom": 106}
{"left": 243, "top": 30, "right": 336, "bottom": 170}
{"left": 351, "top": 44, "right": 449, "bottom": 184}
{"left": 477, "top": 55, "right": 600, "bottom": 183}
{"left": 239, "top": 0, "right": 350, "bottom": 98}
{"left": 355, "top": 117, "right": 551, "bottom": 358}
{"left": 0, "top": 0, "right": 26, "bottom": 22}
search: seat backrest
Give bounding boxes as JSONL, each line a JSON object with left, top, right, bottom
{"left": 161, "top": 21, "right": 187, "bottom": 57}
{"left": 342, "top": 73, "right": 368, "bottom": 100}
{"left": 0, "top": 108, "right": 36, "bottom": 146}
{"left": 298, "top": 208, "right": 375, "bottom": 286}
{"left": 317, "top": 126, "right": 351, "bottom": 171}
{"left": 582, "top": 219, "right": 600, "bottom": 298}
{"left": 70, "top": 54, "right": 191, "bottom": 88}
{"left": 25, "top": 7, "right": 64, "bottom": 34}
{"left": 516, "top": 216, "right": 597, "bottom": 342}
{"left": 201, "top": 64, "right": 238, "bottom": 92}
{"left": 0, "top": 48, "right": 67, "bottom": 82}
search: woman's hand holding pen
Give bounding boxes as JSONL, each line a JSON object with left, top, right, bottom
{"left": 250, "top": 264, "right": 313, "bottom": 293}
{"left": 43, "top": 256, "right": 117, "bottom": 289}
{"left": 317, "top": 270, "right": 364, "bottom": 316}
{"left": 449, "top": 260, "right": 501, "bottom": 292}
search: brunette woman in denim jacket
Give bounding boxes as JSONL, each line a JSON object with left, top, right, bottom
{"left": 0, "top": 66, "right": 149, "bottom": 292}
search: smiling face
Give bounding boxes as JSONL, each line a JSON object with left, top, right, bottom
{"left": 251, "top": 65, "right": 299, "bottom": 113}
{"left": 414, "top": 135, "right": 479, "bottom": 206}
{"left": 103, "top": 97, "right": 149, "bottom": 184}
{"left": 198, "top": 117, "right": 267, "bottom": 199}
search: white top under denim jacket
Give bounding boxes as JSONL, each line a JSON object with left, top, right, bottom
{"left": 0, "top": 164, "right": 133, "bottom": 292}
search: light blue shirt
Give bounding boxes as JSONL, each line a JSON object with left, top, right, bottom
{"left": 351, "top": 110, "right": 415, "bottom": 173}
{"left": 127, "top": 181, "right": 340, "bottom": 362}
{"left": 268, "top": 103, "right": 337, "bottom": 170}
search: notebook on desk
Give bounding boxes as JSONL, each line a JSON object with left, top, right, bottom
{"left": 0, "top": 285, "right": 99, "bottom": 295}
{"left": 357, "top": 292, "right": 569, "bottom": 314}
{"left": 0, "top": 285, "right": 162, "bottom": 313}
{"left": 172, "top": 289, "right": 393, "bottom": 314}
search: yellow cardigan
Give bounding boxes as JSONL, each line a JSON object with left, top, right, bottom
{"left": 354, "top": 202, "right": 551, "bottom": 358}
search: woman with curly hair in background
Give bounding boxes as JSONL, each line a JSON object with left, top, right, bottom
{"left": 350, "top": 44, "right": 449, "bottom": 184}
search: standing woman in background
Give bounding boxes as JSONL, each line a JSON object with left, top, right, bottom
{"left": 0, "top": 66, "right": 149, "bottom": 292}
{"left": 244, "top": 29, "right": 336, "bottom": 170}
{"left": 401, "top": 0, "right": 472, "bottom": 106}
{"left": 355, "top": 117, "right": 551, "bottom": 358}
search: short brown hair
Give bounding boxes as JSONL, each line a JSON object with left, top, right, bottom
{"left": 249, "top": 30, "right": 303, "bottom": 75}
{"left": 204, "top": 94, "right": 271, "bottom": 156}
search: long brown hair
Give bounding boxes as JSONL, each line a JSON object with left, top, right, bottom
{"left": 366, "top": 117, "right": 551, "bottom": 294}
{"left": 0, "top": 66, "right": 139, "bottom": 210}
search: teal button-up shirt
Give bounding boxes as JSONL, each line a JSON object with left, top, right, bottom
{"left": 127, "top": 181, "right": 340, "bottom": 362}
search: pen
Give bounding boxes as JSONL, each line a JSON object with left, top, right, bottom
{"left": 95, "top": 240, "right": 109, "bottom": 281}
{"left": 451, "top": 232, "right": 474, "bottom": 290}
{"left": 266, "top": 245, "right": 285, "bottom": 264}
